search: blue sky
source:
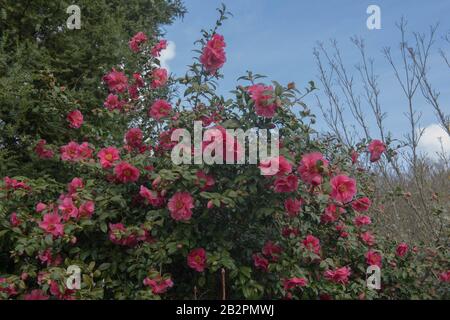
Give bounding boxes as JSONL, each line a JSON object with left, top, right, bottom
{"left": 160, "top": 0, "right": 450, "bottom": 155}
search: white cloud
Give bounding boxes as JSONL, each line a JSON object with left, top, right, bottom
{"left": 159, "top": 41, "right": 176, "bottom": 73}
{"left": 418, "top": 124, "right": 450, "bottom": 159}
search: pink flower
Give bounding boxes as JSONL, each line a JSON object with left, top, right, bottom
{"left": 103, "top": 68, "right": 128, "bottom": 93}
{"left": 396, "top": 243, "right": 409, "bottom": 257}
{"left": 129, "top": 31, "right": 148, "bottom": 53}
{"left": 36, "top": 202, "right": 47, "bottom": 212}
{"left": 0, "top": 278, "right": 17, "bottom": 297}
{"left": 368, "top": 139, "right": 386, "bottom": 162}
{"left": 109, "top": 223, "right": 127, "bottom": 245}
{"left": 10, "top": 212, "right": 21, "bottom": 227}
{"left": 330, "top": 175, "right": 357, "bottom": 203}
{"left": 365, "top": 250, "right": 382, "bottom": 267}
{"left": 35, "top": 139, "right": 54, "bottom": 159}
{"left": 302, "top": 235, "right": 321, "bottom": 255}
{"left": 79, "top": 201, "right": 95, "bottom": 218}
{"left": 114, "top": 162, "right": 140, "bottom": 183}
{"left": 354, "top": 215, "right": 372, "bottom": 227}
{"left": 143, "top": 276, "right": 173, "bottom": 294}
{"left": 360, "top": 231, "right": 375, "bottom": 246}
{"left": 195, "top": 170, "right": 215, "bottom": 191}
{"left": 24, "top": 289, "right": 49, "bottom": 300}
{"left": 283, "top": 277, "right": 308, "bottom": 290}
{"left": 67, "top": 110, "right": 83, "bottom": 129}
{"left": 297, "top": 152, "right": 329, "bottom": 186}
{"left": 351, "top": 197, "right": 372, "bottom": 212}
{"left": 60, "top": 141, "right": 80, "bottom": 161}
{"left": 320, "top": 204, "right": 345, "bottom": 224}
{"left": 253, "top": 253, "right": 269, "bottom": 272}
{"left": 3, "top": 177, "right": 30, "bottom": 190}
{"left": 149, "top": 99, "right": 172, "bottom": 120}
{"left": 324, "top": 266, "right": 351, "bottom": 285}
{"left": 104, "top": 94, "right": 125, "bottom": 111}
{"left": 151, "top": 39, "right": 168, "bottom": 57}
{"left": 281, "top": 227, "right": 300, "bottom": 238}
{"left": 259, "top": 155, "right": 292, "bottom": 176}
{"left": 273, "top": 175, "right": 298, "bottom": 193}
{"left": 439, "top": 271, "right": 450, "bottom": 283}
{"left": 262, "top": 241, "right": 282, "bottom": 262}
{"left": 284, "top": 198, "right": 303, "bottom": 217}
{"left": 125, "top": 128, "right": 143, "bottom": 149}
{"left": 248, "top": 84, "right": 277, "bottom": 118}
{"left": 39, "top": 214, "right": 64, "bottom": 238}
{"left": 68, "top": 177, "right": 83, "bottom": 194}
{"left": 38, "top": 249, "right": 62, "bottom": 266}
{"left": 59, "top": 196, "right": 79, "bottom": 220}
{"left": 151, "top": 68, "right": 168, "bottom": 89}
{"left": 167, "top": 192, "right": 194, "bottom": 221}
{"left": 139, "top": 185, "right": 165, "bottom": 207}
{"left": 200, "top": 34, "right": 226, "bottom": 74}
{"left": 187, "top": 248, "right": 207, "bottom": 272}
{"left": 351, "top": 149, "right": 359, "bottom": 164}
{"left": 78, "top": 142, "right": 93, "bottom": 160}
{"left": 98, "top": 147, "right": 120, "bottom": 169}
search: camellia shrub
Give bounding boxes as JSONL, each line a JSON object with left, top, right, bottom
{"left": 0, "top": 6, "right": 449, "bottom": 300}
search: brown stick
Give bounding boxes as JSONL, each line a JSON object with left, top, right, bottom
{"left": 221, "top": 268, "right": 226, "bottom": 300}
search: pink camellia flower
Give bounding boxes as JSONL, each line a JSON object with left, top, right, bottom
{"left": 149, "top": 99, "right": 172, "bottom": 120}
{"left": 167, "top": 192, "right": 194, "bottom": 221}
{"left": 283, "top": 277, "right": 308, "bottom": 290}
{"left": 396, "top": 243, "right": 409, "bottom": 257}
{"left": 200, "top": 34, "right": 226, "bottom": 74}
{"left": 151, "top": 68, "right": 168, "bottom": 89}
{"left": 59, "top": 196, "right": 79, "bottom": 220}
{"left": 103, "top": 68, "right": 128, "bottom": 93}
{"left": 4, "top": 177, "right": 31, "bottom": 190}
{"left": 78, "top": 142, "right": 93, "bottom": 160}
{"left": 129, "top": 31, "right": 148, "bottom": 52}
{"left": 67, "top": 110, "right": 83, "bottom": 129}
{"left": 143, "top": 276, "right": 173, "bottom": 294}
{"left": 195, "top": 170, "right": 215, "bottom": 191}
{"left": 109, "top": 223, "right": 127, "bottom": 245}
{"left": 60, "top": 141, "right": 81, "bottom": 162}
{"left": 320, "top": 204, "right": 345, "bottom": 224}
{"left": 104, "top": 94, "right": 125, "bottom": 111}
{"left": 187, "top": 248, "right": 207, "bottom": 272}
{"left": 38, "top": 249, "right": 62, "bottom": 267}
{"left": 10, "top": 212, "right": 21, "bottom": 227}
{"left": 330, "top": 175, "right": 357, "bottom": 203}
{"left": 351, "top": 197, "right": 372, "bottom": 212}
{"left": 139, "top": 185, "right": 165, "bottom": 207}
{"left": 68, "top": 177, "right": 83, "bottom": 194}
{"left": 125, "top": 128, "right": 143, "bottom": 149}
{"left": 36, "top": 202, "right": 47, "bottom": 213}
{"left": 39, "top": 214, "right": 64, "bottom": 238}
{"left": 79, "top": 201, "right": 95, "bottom": 218}
{"left": 133, "top": 73, "right": 145, "bottom": 87}
{"left": 114, "top": 162, "right": 140, "bottom": 183}
{"left": 128, "top": 85, "right": 139, "bottom": 100}
{"left": 151, "top": 39, "right": 168, "bottom": 57}
{"left": 297, "top": 152, "right": 329, "bottom": 186}
{"left": 24, "top": 289, "right": 49, "bottom": 300}
{"left": 284, "top": 198, "right": 303, "bottom": 217}
{"left": 273, "top": 175, "right": 298, "bottom": 193}
{"left": 248, "top": 84, "right": 277, "bottom": 118}
{"left": 302, "top": 235, "right": 321, "bottom": 255}
{"left": 324, "top": 266, "right": 351, "bottom": 285}
{"left": 252, "top": 253, "right": 269, "bottom": 272}
{"left": 439, "top": 271, "right": 450, "bottom": 283}
{"left": 35, "top": 139, "right": 54, "bottom": 159}
{"left": 360, "top": 231, "right": 375, "bottom": 246}
{"left": 49, "top": 280, "right": 75, "bottom": 300}
{"left": 262, "top": 241, "right": 282, "bottom": 262}
{"left": 365, "top": 250, "right": 382, "bottom": 267}
{"left": 354, "top": 215, "right": 372, "bottom": 227}
{"left": 259, "top": 155, "right": 292, "bottom": 176}
{"left": 368, "top": 139, "right": 386, "bottom": 162}
{"left": 98, "top": 147, "right": 120, "bottom": 169}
